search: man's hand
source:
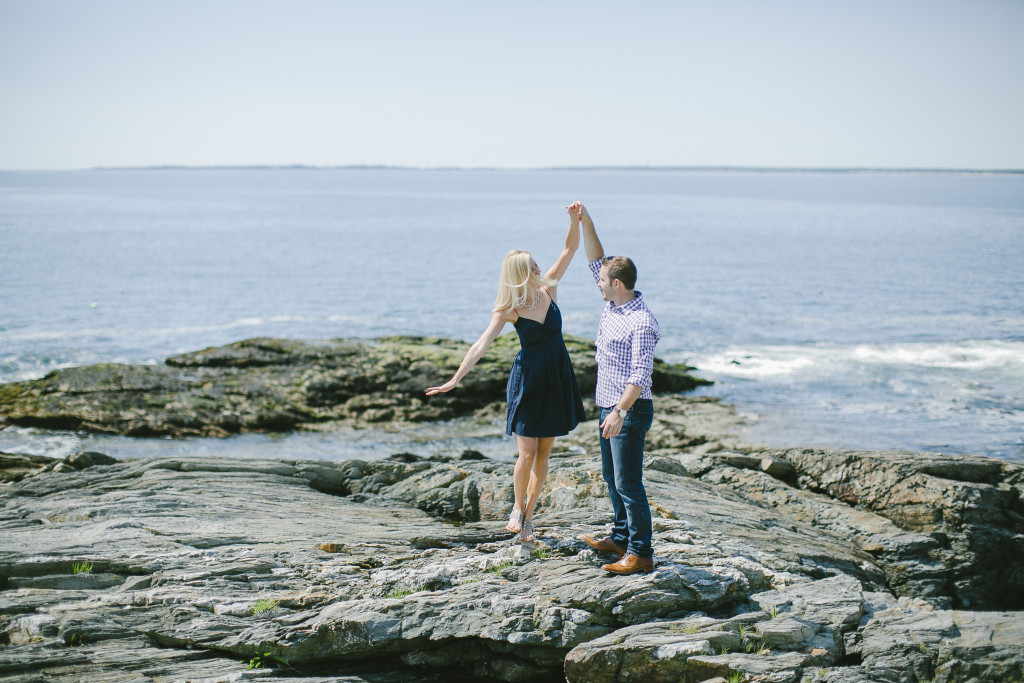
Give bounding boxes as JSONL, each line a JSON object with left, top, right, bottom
{"left": 600, "top": 411, "right": 623, "bottom": 438}
{"left": 567, "top": 201, "right": 583, "bottom": 223}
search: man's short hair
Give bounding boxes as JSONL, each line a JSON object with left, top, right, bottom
{"left": 601, "top": 256, "right": 637, "bottom": 290}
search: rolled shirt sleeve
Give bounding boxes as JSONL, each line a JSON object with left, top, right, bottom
{"left": 627, "top": 320, "right": 659, "bottom": 390}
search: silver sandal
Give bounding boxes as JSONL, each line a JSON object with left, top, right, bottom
{"left": 506, "top": 508, "right": 524, "bottom": 533}
{"left": 519, "top": 518, "right": 535, "bottom": 542}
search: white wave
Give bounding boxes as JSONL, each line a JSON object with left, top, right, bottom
{"left": 689, "top": 339, "right": 1024, "bottom": 380}
{"left": 0, "top": 426, "right": 82, "bottom": 459}
{"left": 692, "top": 348, "right": 816, "bottom": 379}
{"left": 851, "top": 340, "right": 1024, "bottom": 371}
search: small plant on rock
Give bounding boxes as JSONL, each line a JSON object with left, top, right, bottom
{"left": 244, "top": 651, "right": 290, "bottom": 670}
{"left": 249, "top": 598, "right": 279, "bottom": 615}
{"left": 487, "top": 561, "right": 513, "bottom": 575}
{"left": 769, "top": 605, "right": 779, "bottom": 619}
{"left": 385, "top": 589, "right": 413, "bottom": 599}
{"left": 728, "top": 672, "right": 744, "bottom": 683}
{"left": 71, "top": 561, "right": 93, "bottom": 574}
{"left": 66, "top": 632, "right": 85, "bottom": 647}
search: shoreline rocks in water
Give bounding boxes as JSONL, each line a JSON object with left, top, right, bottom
{"left": 0, "top": 336, "right": 710, "bottom": 437}
{"left": 1, "top": 338, "right": 1023, "bottom": 682}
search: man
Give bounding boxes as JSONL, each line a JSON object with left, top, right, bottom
{"left": 577, "top": 202, "right": 660, "bottom": 576}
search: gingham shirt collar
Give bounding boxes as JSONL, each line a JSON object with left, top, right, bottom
{"left": 607, "top": 291, "right": 646, "bottom": 314}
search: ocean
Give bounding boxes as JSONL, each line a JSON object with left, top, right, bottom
{"left": 1, "top": 167, "right": 1022, "bottom": 463}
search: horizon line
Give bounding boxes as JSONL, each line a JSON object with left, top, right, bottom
{"left": 3, "top": 163, "right": 1023, "bottom": 175}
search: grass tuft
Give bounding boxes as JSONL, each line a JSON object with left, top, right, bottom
{"left": 249, "top": 598, "right": 279, "bottom": 615}
{"left": 243, "top": 651, "right": 290, "bottom": 670}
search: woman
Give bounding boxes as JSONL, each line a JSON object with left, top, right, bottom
{"left": 426, "top": 203, "right": 587, "bottom": 541}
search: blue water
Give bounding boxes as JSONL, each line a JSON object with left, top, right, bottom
{"left": 1, "top": 168, "right": 1022, "bottom": 462}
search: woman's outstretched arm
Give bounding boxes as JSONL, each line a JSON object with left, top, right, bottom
{"left": 543, "top": 202, "right": 582, "bottom": 283}
{"left": 425, "top": 310, "right": 512, "bottom": 395}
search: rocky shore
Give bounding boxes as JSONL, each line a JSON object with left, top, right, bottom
{"left": 0, "top": 335, "right": 708, "bottom": 437}
{"left": 1, "top": 338, "right": 1023, "bottom": 682}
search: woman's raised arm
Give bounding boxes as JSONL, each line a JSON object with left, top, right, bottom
{"left": 543, "top": 202, "right": 582, "bottom": 284}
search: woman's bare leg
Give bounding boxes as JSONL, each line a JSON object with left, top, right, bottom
{"left": 522, "top": 437, "right": 554, "bottom": 536}
{"left": 507, "top": 436, "right": 537, "bottom": 532}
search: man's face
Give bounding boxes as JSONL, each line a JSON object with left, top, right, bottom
{"left": 598, "top": 265, "right": 615, "bottom": 302}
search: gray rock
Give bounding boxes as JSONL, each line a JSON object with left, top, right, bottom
{"left": 781, "top": 447, "right": 1024, "bottom": 609}
{"left": 7, "top": 573, "right": 125, "bottom": 590}
{"left": 0, "top": 451, "right": 56, "bottom": 482}
{"left": 1, "top": 393, "right": 1022, "bottom": 681}
{"left": 748, "top": 574, "right": 865, "bottom": 632}
{"left": 860, "top": 604, "right": 1024, "bottom": 682}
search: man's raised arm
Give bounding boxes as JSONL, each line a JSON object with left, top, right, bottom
{"left": 579, "top": 203, "right": 605, "bottom": 263}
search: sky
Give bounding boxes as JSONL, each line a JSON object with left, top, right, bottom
{"left": 1, "top": 0, "right": 1023, "bottom": 171}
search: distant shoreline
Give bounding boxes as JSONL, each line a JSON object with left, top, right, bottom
{"left": 2, "top": 164, "right": 1022, "bottom": 175}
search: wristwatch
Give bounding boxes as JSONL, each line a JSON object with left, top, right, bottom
{"left": 615, "top": 407, "right": 628, "bottom": 418}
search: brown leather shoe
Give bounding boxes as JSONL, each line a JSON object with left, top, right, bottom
{"left": 601, "top": 554, "right": 654, "bottom": 575}
{"left": 582, "top": 535, "right": 626, "bottom": 557}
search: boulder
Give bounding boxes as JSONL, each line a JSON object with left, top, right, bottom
{"left": 0, "top": 336, "right": 710, "bottom": 437}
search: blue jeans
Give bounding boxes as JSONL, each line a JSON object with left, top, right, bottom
{"left": 599, "top": 399, "right": 654, "bottom": 559}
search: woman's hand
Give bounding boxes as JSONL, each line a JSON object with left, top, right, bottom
{"left": 567, "top": 201, "right": 583, "bottom": 222}
{"left": 425, "top": 378, "right": 458, "bottom": 395}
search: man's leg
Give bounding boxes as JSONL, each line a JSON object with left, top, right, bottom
{"left": 607, "top": 400, "right": 654, "bottom": 558}
{"left": 598, "top": 408, "right": 629, "bottom": 547}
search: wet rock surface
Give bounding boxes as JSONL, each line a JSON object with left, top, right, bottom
{"left": 0, "top": 336, "right": 710, "bottom": 437}
{"left": 0, "top": 339, "right": 1022, "bottom": 682}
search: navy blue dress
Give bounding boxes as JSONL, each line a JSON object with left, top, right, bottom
{"left": 506, "top": 300, "right": 586, "bottom": 437}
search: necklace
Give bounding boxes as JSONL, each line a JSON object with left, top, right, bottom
{"left": 523, "top": 290, "right": 540, "bottom": 310}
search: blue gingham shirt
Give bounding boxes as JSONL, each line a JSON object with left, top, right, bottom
{"left": 589, "top": 259, "right": 660, "bottom": 408}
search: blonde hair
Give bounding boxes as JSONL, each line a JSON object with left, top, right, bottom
{"left": 493, "top": 250, "right": 556, "bottom": 312}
